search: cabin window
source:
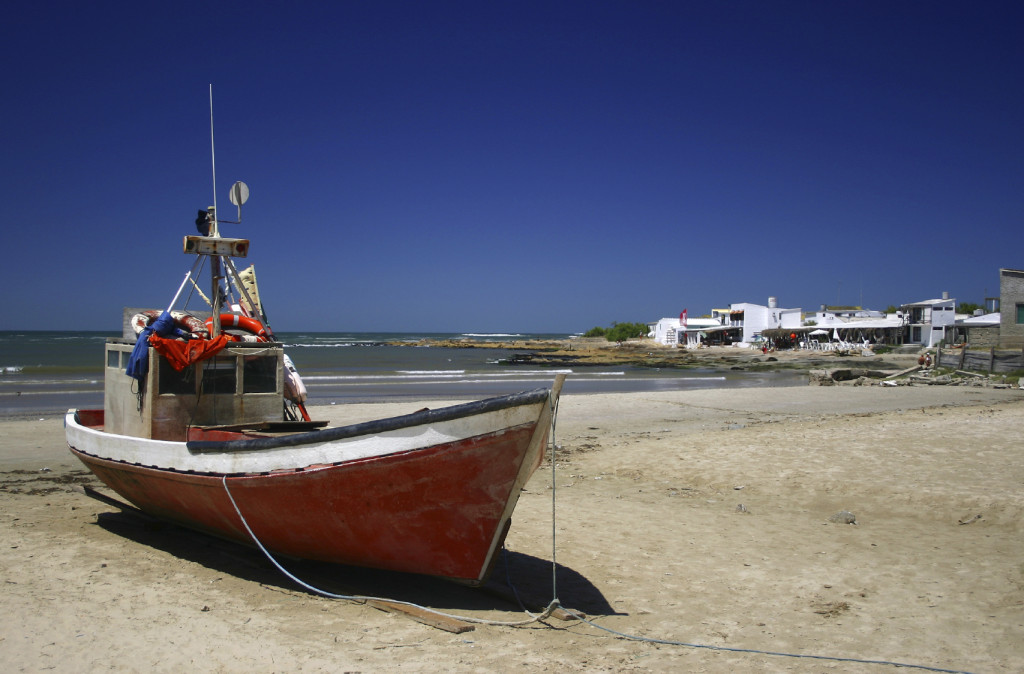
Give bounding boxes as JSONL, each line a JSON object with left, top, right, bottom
{"left": 242, "top": 355, "right": 278, "bottom": 393}
{"left": 107, "top": 350, "right": 120, "bottom": 368}
{"left": 158, "top": 356, "right": 195, "bottom": 394}
{"left": 201, "top": 357, "right": 237, "bottom": 395}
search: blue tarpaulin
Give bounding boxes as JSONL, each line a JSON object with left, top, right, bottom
{"left": 125, "top": 311, "right": 188, "bottom": 381}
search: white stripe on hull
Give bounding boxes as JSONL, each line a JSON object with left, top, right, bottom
{"left": 65, "top": 403, "right": 543, "bottom": 475}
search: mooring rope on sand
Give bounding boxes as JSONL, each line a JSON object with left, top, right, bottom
{"left": 221, "top": 391, "right": 564, "bottom": 628}
{"left": 221, "top": 473, "right": 562, "bottom": 626}
{"left": 549, "top": 608, "right": 975, "bottom": 674}
{"left": 221, "top": 390, "right": 974, "bottom": 672}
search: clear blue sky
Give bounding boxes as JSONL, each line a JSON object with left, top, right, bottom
{"left": 2, "top": 2, "right": 1020, "bottom": 333}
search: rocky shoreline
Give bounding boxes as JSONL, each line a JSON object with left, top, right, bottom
{"left": 392, "top": 336, "right": 923, "bottom": 374}
{"left": 390, "top": 337, "right": 1021, "bottom": 388}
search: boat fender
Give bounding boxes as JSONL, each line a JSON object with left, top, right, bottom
{"left": 283, "top": 354, "right": 308, "bottom": 404}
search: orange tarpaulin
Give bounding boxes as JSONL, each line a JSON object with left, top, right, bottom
{"left": 149, "top": 334, "right": 230, "bottom": 370}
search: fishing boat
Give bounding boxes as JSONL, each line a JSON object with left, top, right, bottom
{"left": 65, "top": 176, "right": 564, "bottom": 586}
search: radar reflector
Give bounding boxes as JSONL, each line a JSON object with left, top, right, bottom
{"left": 228, "top": 181, "right": 249, "bottom": 223}
{"left": 229, "top": 181, "right": 249, "bottom": 206}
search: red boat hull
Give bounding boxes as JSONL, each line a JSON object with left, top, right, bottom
{"left": 70, "top": 422, "right": 540, "bottom": 584}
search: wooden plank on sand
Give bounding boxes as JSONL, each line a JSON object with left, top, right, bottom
{"left": 884, "top": 365, "right": 922, "bottom": 379}
{"left": 365, "top": 598, "right": 475, "bottom": 633}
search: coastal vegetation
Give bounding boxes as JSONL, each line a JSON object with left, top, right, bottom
{"left": 957, "top": 302, "right": 982, "bottom": 314}
{"left": 584, "top": 322, "right": 649, "bottom": 342}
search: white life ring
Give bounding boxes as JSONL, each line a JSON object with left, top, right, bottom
{"left": 131, "top": 310, "right": 207, "bottom": 337}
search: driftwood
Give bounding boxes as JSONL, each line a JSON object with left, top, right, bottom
{"left": 909, "top": 375, "right": 951, "bottom": 385}
{"left": 884, "top": 365, "right": 922, "bottom": 379}
{"left": 361, "top": 599, "right": 475, "bottom": 633}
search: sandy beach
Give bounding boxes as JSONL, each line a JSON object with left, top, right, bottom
{"left": 3, "top": 385, "right": 1023, "bottom": 672}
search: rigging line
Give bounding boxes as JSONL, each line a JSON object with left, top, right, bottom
{"left": 182, "top": 283, "right": 196, "bottom": 310}
{"left": 146, "top": 258, "right": 206, "bottom": 320}
{"left": 219, "top": 383, "right": 566, "bottom": 627}
{"left": 180, "top": 254, "right": 211, "bottom": 309}
{"left": 184, "top": 354, "right": 209, "bottom": 435}
{"left": 180, "top": 256, "right": 208, "bottom": 309}
{"left": 552, "top": 608, "right": 974, "bottom": 674}
{"left": 549, "top": 391, "right": 560, "bottom": 603}
{"left": 222, "top": 346, "right": 276, "bottom": 357}
{"left": 188, "top": 276, "right": 212, "bottom": 307}
{"left": 496, "top": 393, "right": 565, "bottom": 621}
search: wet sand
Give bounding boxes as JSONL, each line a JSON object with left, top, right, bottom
{"left": 3, "top": 385, "right": 1023, "bottom": 672}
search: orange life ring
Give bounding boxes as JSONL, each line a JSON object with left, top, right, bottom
{"left": 205, "top": 314, "right": 268, "bottom": 341}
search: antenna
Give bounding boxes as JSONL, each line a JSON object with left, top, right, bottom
{"left": 209, "top": 84, "right": 218, "bottom": 237}
{"left": 208, "top": 86, "right": 249, "bottom": 224}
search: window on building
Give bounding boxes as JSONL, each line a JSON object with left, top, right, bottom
{"left": 1016, "top": 304, "right": 1024, "bottom": 324}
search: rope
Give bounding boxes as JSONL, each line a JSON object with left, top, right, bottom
{"left": 220, "top": 391, "right": 969, "bottom": 673}
{"left": 221, "top": 475, "right": 559, "bottom": 626}
{"left": 551, "top": 608, "right": 974, "bottom": 673}
{"left": 219, "top": 388, "right": 565, "bottom": 628}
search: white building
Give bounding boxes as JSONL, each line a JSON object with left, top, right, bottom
{"left": 712, "top": 298, "right": 802, "bottom": 345}
{"left": 808, "top": 307, "right": 905, "bottom": 346}
{"left": 650, "top": 315, "right": 722, "bottom": 347}
{"left": 811, "top": 306, "right": 885, "bottom": 324}
{"left": 900, "top": 295, "right": 957, "bottom": 347}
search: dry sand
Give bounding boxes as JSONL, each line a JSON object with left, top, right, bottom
{"left": 2, "top": 385, "right": 1023, "bottom": 672}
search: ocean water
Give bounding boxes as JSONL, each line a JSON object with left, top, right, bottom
{"left": 0, "top": 330, "right": 806, "bottom": 417}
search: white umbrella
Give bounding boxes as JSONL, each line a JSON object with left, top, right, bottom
{"left": 809, "top": 329, "right": 828, "bottom": 336}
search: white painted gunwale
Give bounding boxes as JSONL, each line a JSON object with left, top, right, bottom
{"left": 65, "top": 402, "right": 543, "bottom": 475}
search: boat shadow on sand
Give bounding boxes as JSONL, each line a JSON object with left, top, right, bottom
{"left": 93, "top": 508, "right": 620, "bottom": 619}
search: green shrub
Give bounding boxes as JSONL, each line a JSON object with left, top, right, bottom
{"left": 957, "top": 302, "right": 982, "bottom": 315}
{"left": 588, "top": 322, "right": 648, "bottom": 342}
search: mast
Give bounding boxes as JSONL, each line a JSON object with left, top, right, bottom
{"left": 183, "top": 87, "right": 250, "bottom": 333}
{"left": 208, "top": 85, "right": 222, "bottom": 337}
